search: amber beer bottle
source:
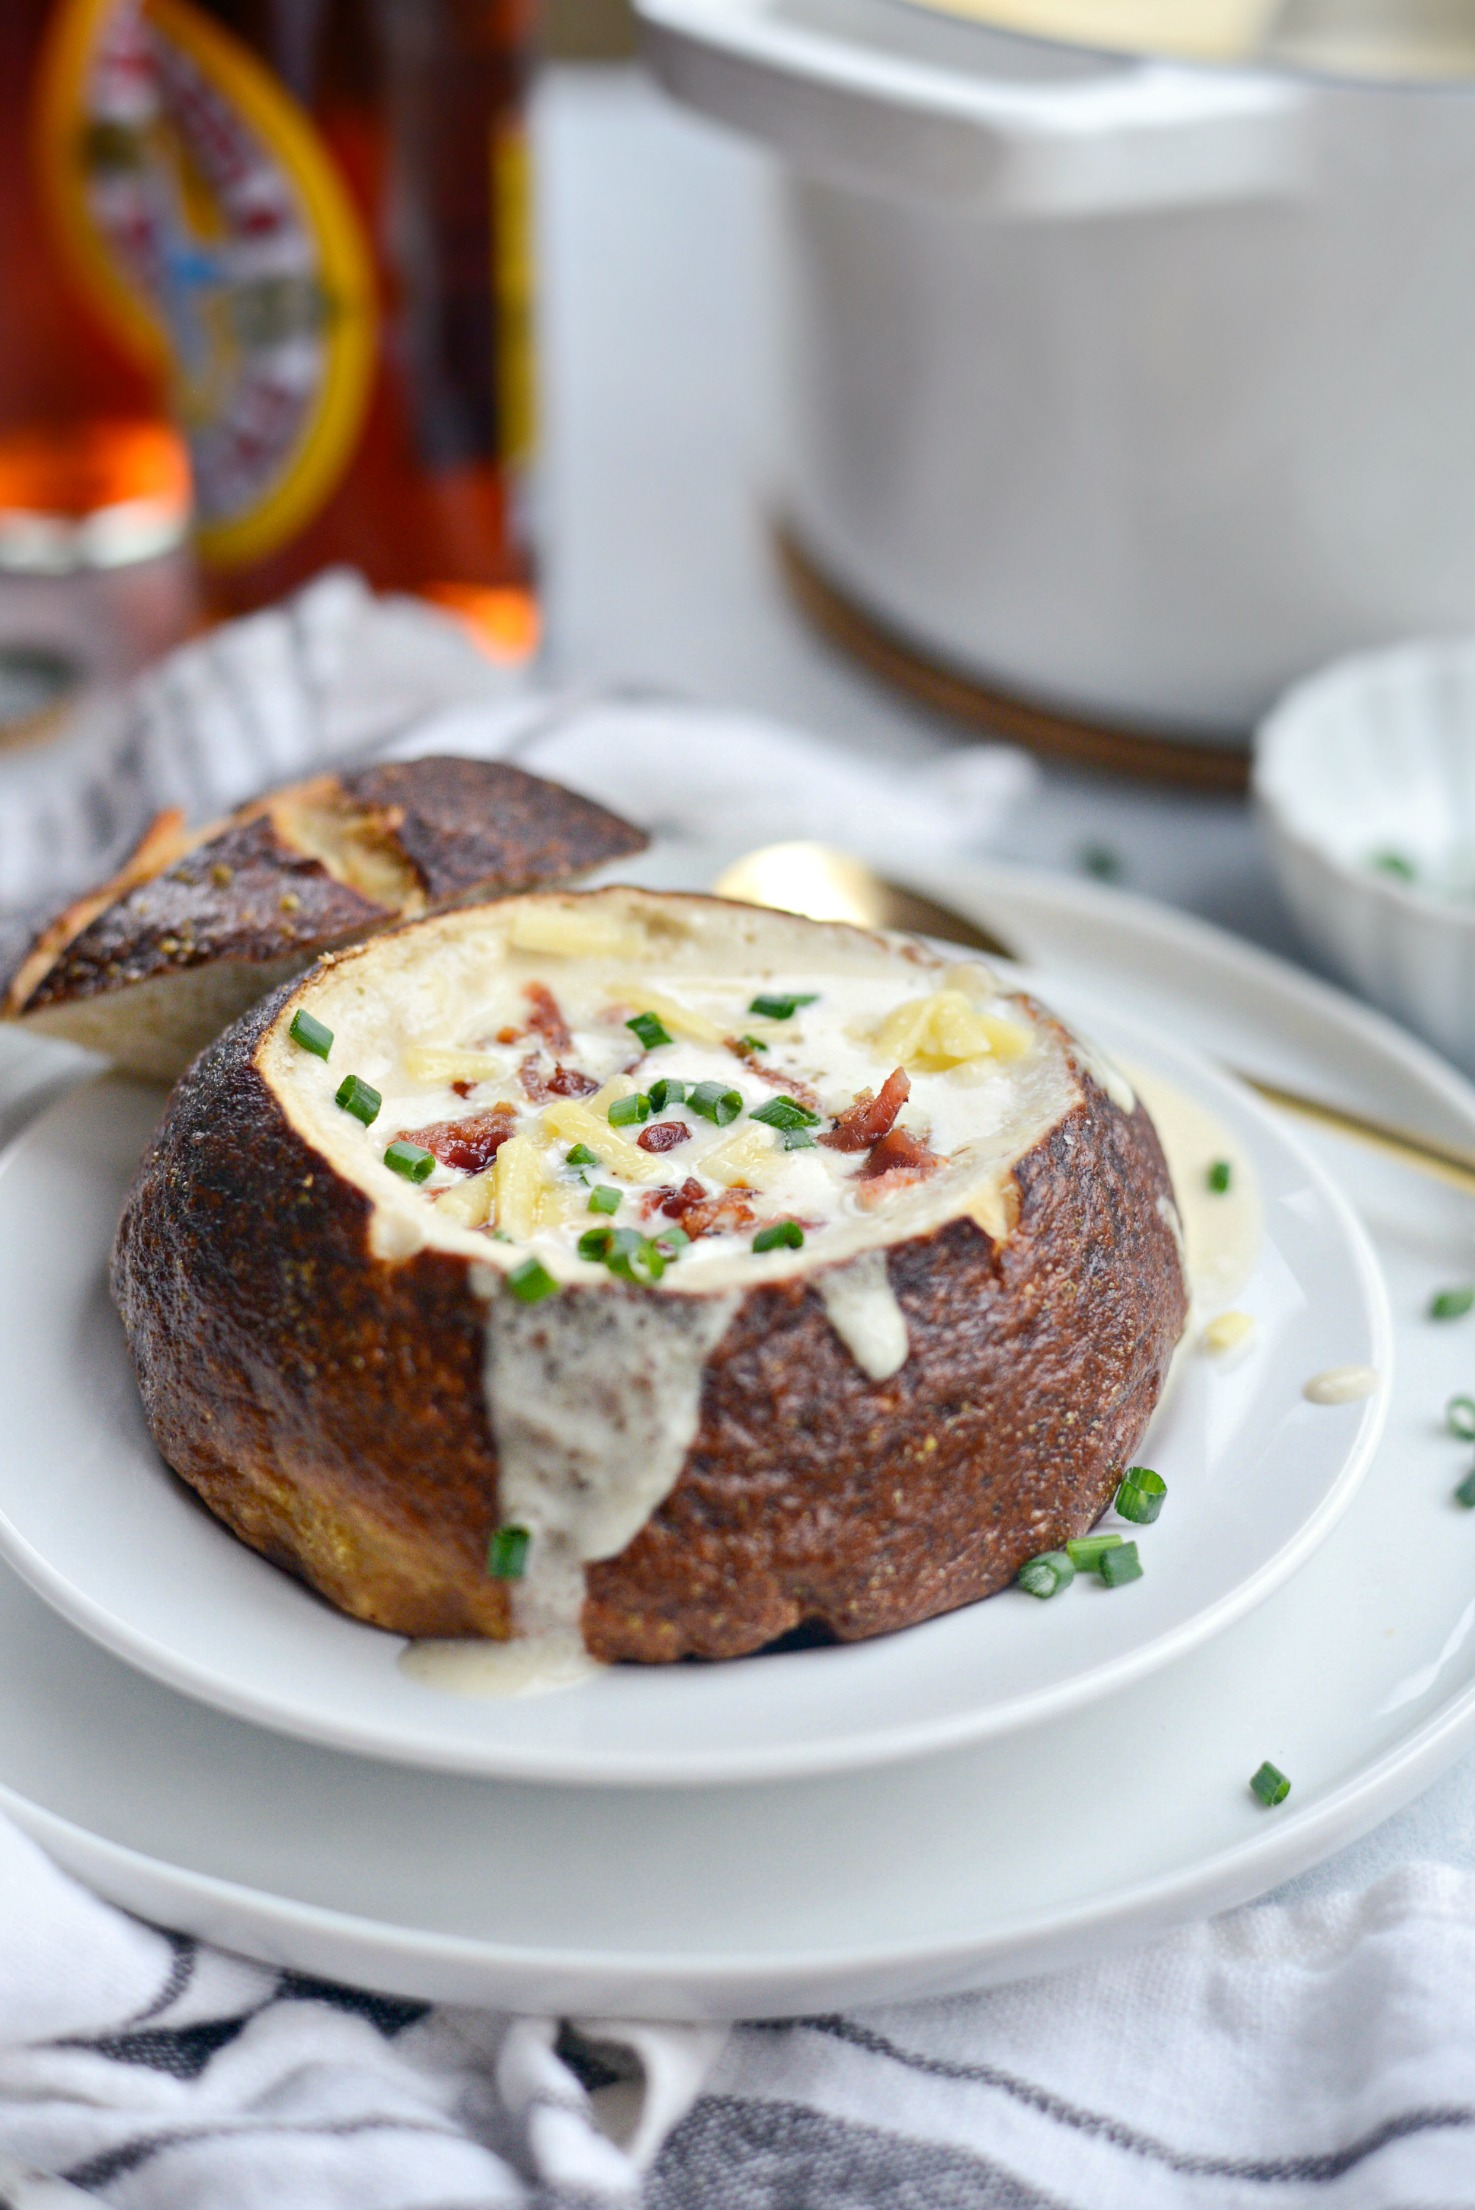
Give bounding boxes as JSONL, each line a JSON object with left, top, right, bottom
{"left": 40, "top": 0, "right": 540, "bottom": 656}
{"left": 0, "top": 0, "right": 194, "bottom": 721}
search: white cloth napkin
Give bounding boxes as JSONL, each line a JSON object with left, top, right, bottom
{"left": 4, "top": 577, "right": 1474, "bottom": 2207}
{"left": 0, "top": 569, "right": 1036, "bottom": 963}
{"left": 5, "top": 1808, "right": 1475, "bottom": 2208}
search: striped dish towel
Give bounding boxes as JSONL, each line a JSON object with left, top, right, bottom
{"left": 5, "top": 1806, "right": 1475, "bottom": 2207}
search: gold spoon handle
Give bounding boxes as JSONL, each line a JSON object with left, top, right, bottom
{"left": 1231, "top": 1074, "right": 1475, "bottom": 1198}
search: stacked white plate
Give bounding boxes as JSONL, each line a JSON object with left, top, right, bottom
{"left": 0, "top": 855, "right": 1470, "bottom": 2019}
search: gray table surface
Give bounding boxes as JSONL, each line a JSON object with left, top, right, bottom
{"left": 535, "top": 63, "right": 1475, "bottom": 1901}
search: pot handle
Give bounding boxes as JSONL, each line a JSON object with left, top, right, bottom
{"left": 637, "top": 0, "right": 1310, "bottom": 216}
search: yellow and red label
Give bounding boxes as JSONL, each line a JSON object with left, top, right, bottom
{"left": 36, "top": 0, "right": 376, "bottom": 569}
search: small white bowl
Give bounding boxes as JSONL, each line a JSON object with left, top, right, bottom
{"left": 1255, "top": 638, "right": 1475, "bottom": 1075}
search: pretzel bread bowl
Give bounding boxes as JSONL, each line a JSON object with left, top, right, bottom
{"left": 3, "top": 758, "right": 646, "bottom": 1082}
{"left": 110, "top": 887, "right": 1189, "bottom": 1664}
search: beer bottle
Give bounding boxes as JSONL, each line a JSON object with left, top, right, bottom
{"left": 0, "top": 0, "right": 195, "bottom": 728}
{"left": 40, "top": 0, "right": 540, "bottom": 658}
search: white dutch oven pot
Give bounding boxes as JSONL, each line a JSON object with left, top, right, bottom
{"left": 638, "top": 0, "right": 1475, "bottom": 747}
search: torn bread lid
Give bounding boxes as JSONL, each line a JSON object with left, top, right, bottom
{"left": 3, "top": 759, "right": 648, "bottom": 1082}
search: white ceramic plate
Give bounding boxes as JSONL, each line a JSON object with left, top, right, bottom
{"left": 0, "top": 993, "right": 1387, "bottom": 1786}
{"left": 0, "top": 863, "right": 1467, "bottom": 2015}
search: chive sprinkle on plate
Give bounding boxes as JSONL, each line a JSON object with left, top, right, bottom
{"left": 1207, "top": 1159, "right": 1232, "bottom": 1193}
{"left": 1250, "top": 1760, "right": 1291, "bottom": 1807}
{"left": 565, "top": 1143, "right": 600, "bottom": 1168}
{"left": 647, "top": 1077, "right": 687, "bottom": 1112}
{"left": 1114, "top": 1467, "right": 1166, "bottom": 1525}
{"left": 1017, "top": 1550, "right": 1075, "bottom": 1599}
{"left": 749, "top": 992, "right": 818, "bottom": 1020}
{"left": 1448, "top": 1396, "right": 1475, "bottom": 1441}
{"left": 587, "top": 1184, "right": 621, "bottom": 1215}
{"left": 1431, "top": 1287, "right": 1475, "bottom": 1321}
{"left": 507, "top": 1256, "right": 557, "bottom": 1303}
{"left": 752, "top": 1220, "right": 804, "bottom": 1253}
{"left": 334, "top": 1074, "right": 381, "bottom": 1127}
{"left": 487, "top": 1524, "right": 531, "bottom": 1579}
{"left": 1098, "top": 1541, "right": 1143, "bottom": 1588}
{"left": 1455, "top": 1469, "right": 1475, "bottom": 1510}
{"left": 1064, "top": 1532, "right": 1122, "bottom": 1571}
{"left": 289, "top": 1008, "right": 333, "bottom": 1059}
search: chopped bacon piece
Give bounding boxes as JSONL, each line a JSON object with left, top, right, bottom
{"left": 819, "top": 1067, "right": 911, "bottom": 1152}
{"left": 855, "top": 1124, "right": 944, "bottom": 1207}
{"left": 518, "top": 1055, "right": 599, "bottom": 1105}
{"left": 523, "top": 980, "right": 572, "bottom": 1054}
{"left": 451, "top": 1079, "right": 474, "bottom": 1100}
{"left": 548, "top": 1064, "right": 599, "bottom": 1099}
{"left": 637, "top": 1120, "right": 691, "bottom": 1154}
{"left": 641, "top": 1176, "right": 756, "bottom": 1239}
{"left": 859, "top": 1125, "right": 940, "bottom": 1179}
{"left": 401, "top": 1105, "right": 517, "bottom": 1174}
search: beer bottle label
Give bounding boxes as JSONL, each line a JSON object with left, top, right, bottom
{"left": 37, "top": 0, "right": 377, "bottom": 570}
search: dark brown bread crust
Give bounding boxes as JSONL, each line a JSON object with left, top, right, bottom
{"left": 111, "top": 983, "right": 511, "bottom": 1639}
{"left": 15, "top": 759, "right": 646, "bottom": 1013}
{"left": 111, "top": 979, "right": 1188, "bottom": 1660}
{"left": 586, "top": 1082, "right": 1182, "bottom": 1659}
{"left": 25, "top": 814, "right": 386, "bottom": 1009}
{"left": 336, "top": 758, "right": 640, "bottom": 908}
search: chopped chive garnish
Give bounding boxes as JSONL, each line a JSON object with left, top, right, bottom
{"left": 739, "top": 1034, "right": 769, "bottom": 1053}
{"left": 608, "top": 1091, "right": 651, "bottom": 1127}
{"left": 587, "top": 1184, "right": 621, "bottom": 1215}
{"left": 1114, "top": 1467, "right": 1166, "bottom": 1525}
{"left": 1079, "top": 842, "right": 1123, "bottom": 882}
{"left": 1371, "top": 850, "right": 1416, "bottom": 881}
{"left": 1431, "top": 1287, "right": 1475, "bottom": 1321}
{"left": 653, "top": 1225, "right": 691, "bottom": 1254}
{"left": 1250, "top": 1760, "right": 1291, "bottom": 1807}
{"left": 289, "top": 1008, "right": 333, "bottom": 1059}
{"left": 579, "top": 1225, "right": 666, "bottom": 1283}
{"left": 1065, "top": 1533, "right": 1123, "bottom": 1570}
{"left": 1207, "top": 1159, "right": 1232, "bottom": 1194}
{"left": 1456, "top": 1469, "right": 1475, "bottom": 1509}
{"left": 565, "top": 1143, "right": 600, "bottom": 1168}
{"left": 1449, "top": 1396, "right": 1475, "bottom": 1440}
{"left": 749, "top": 992, "right": 817, "bottom": 1020}
{"left": 1017, "top": 1550, "right": 1075, "bottom": 1599}
{"left": 646, "top": 1077, "right": 687, "bottom": 1112}
{"left": 487, "top": 1524, "right": 531, "bottom": 1578}
{"left": 781, "top": 1127, "right": 817, "bottom": 1150}
{"left": 626, "top": 1012, "right": 673, "bottom": 1051}
{"left": 688, "top": 1081, "right": 742, "bottom": 1125}
{"left": 507, "top": 1256, "right": 557, "bottom": 1303}
{"left": 752, "top": 1220, "right": 804, "bottom": 1253}
{"left": 335, "top": 1074, "right": 381, "bottom": 1126}
{"left": 1098, "top": 1541, "right": 1142, "bottom": 1587}
{"left": 606, "top": 1227, "right": 665, "bottom": 1284}
{"left": 750, "top": 1096, "right": 820, "bottom": 1131}
{"left": 384, "top": 1139, "right": 435, "bottom": 1183}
